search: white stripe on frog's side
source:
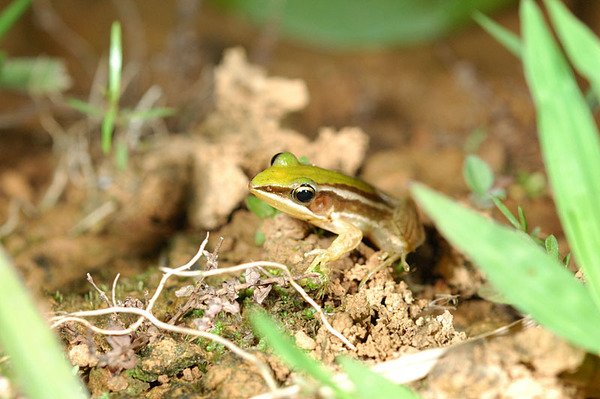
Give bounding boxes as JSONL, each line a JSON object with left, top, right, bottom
{"left": 332, "top": 210, "right": 381, "bottom": 232}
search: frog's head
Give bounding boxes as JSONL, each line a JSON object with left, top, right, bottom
{"left": 249, "top": 152, "right": 321, "bottom": 221}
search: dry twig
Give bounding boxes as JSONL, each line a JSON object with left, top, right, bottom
{"left": 52, "top": 233, "right": 357, "bottom": 392}
{"left": 160, "top": 261, "right": 356, "bottom": 350}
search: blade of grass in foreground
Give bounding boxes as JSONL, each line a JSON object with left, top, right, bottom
{"left": 217, "top": 0, "right": 513, "bottom": 48}
{"left": 521, "top": 0, "right": 600, "bottom": 311}
{"left": 411, "top": 183, "right": 600, "bottom": 354}
{"left": 544, "top": 0, "right": 600, "bottom": 102}
{"left": 0, "top": 248, "right": 88, "bottom": 398}
{"left": 337, "top": 357, "right": 420, "bottom": 399}
{"left": 251, "top": 311, "right": 352, "bottom": 399}
{"left": 252, "top": 312, "right": 419, "bottom": 398}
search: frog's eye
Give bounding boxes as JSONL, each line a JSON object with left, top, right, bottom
{"left": 270, "top": 152, "right": 284, "bottom": 166}
{"left": 292, "top": 183, "right": 316, "bottom": 203}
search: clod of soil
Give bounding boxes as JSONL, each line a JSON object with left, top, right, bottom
{"left": 134, "top": 336, "right": 206, "bottom": 381}
{"left": 315, "top": 279, "right": 466, "bottom": 364}
{"left": 422, "top": 326, "right": 585, "bottom": 398}
{"left": 204, "top": 355, "right": 270, "bottom": 399}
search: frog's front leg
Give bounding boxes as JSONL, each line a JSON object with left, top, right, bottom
{"left": 306, "top": 221, "right": 363, "bottom": 275}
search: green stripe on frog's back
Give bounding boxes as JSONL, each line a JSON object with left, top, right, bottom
{"left": 251, "top": 165, "right": 373, "bottom": 193}
{"left": 251, "top": 164, "right": 395, "bottom": 206}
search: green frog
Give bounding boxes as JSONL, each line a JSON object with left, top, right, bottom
{"left": 249, "top": 152, "right": 424, "bottom": 278}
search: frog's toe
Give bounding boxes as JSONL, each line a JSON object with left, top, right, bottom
{"left": 305, "top": 248, "right": 326, "bottom": 257}
{"left": 307, "top": 254, "right": 330, "bottom": 274}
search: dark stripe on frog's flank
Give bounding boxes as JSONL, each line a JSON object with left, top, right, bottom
{"left": 252, "top": 182, "right": 396, "bottom": 209}
{"left": 310, "top": 190, "right": 393, "bottom": 220}
{"left": 251, "top": 184, "right": 396, "bottom": 231}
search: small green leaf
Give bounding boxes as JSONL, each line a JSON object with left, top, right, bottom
{"left": 338, "top": 357, "right": 420, "bottom": 399}
{"left": 463, "top": 155, "right": 494, "bottom": 196}
{"left": 254, "top": 230, "right": 266, "bottom": 246}
{"left": 245, "top": 195, "right": 278, "bottom": 219}
{"left": 545, "top": 235, "right": 559, "bottom": 259}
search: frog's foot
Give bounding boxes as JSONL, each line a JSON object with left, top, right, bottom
{"left": 304, "top": 248, "right": 326, "bottom": 259}
{"left": 359, "top": 252, "right": 404, "bottom": 288}
{"left": 304, "top": 250, "right": 331, "bottom": 285}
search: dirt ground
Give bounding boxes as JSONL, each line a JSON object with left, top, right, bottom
{"left": 1, "top": 1, "right": 600, "bottom": 398}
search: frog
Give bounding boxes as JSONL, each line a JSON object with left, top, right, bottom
{"left": 249, "top": 152, "right": 425, "bottom": 280}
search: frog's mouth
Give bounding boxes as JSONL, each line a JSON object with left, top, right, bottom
{"left": 248, "top": 184, "right": 324, "bottom": 224}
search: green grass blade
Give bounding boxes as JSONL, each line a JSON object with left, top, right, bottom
{"left": 411, "top": 183, "right": 600, "bottom": 353}
{"left": 108, "top": 21, "right": 122, "bottom": 107}
{"left": 517, "top": 206, "right": 528, "bottom": 232}
{"left": 101, "top": 21, "right": 122, "bottom": 154}
{"left": 123, "top": 107, "right": 177, "bottom": 121}
{"left": 521, "top": 0, "right": 600, "bottom": 310}
{"left": 337, "top": 357, "right": 420, "bottom": 399}
{"left": 491, "top": 197, "right": 520, "bottom": 230}
{"left": 473, "top": 11, "right": 521, "bottom": 57}
{"left": 101, "top": 108, "right": 117, "bottom": 154}
{"left": 251, "top": 311, "right": 352, "bottom": 399}
{"left": 0, "top": 0, "right": 31, "bottom": 40}
{"left": 0, "top": 248, "right": 88, "bottom": 398}
{"left": 115, "top": 139, "right": 128, "bottom": 170}
{"left": 67, "top": 98, "right": 103, "bottom": 118}
{"left": 544, "top": 0, "right": 600, "bottom": 102}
